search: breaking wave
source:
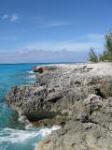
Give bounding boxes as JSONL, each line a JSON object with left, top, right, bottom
{"left": 0, "top": 126, "right": 60, "bottom": 150}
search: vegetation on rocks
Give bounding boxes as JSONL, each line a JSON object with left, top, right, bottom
{"left": 89, "top": 32, "right": 112, "bottom": 62}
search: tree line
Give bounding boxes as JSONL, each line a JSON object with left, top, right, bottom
{"left": 89, "top": 32, "right": 112, "bottom": 62}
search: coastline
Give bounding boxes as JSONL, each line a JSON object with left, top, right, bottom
{"left": 6, "top": 62, "right": 112, "bottom": 150}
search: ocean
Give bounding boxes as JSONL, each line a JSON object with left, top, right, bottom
{"left": 0, "top": 63, "right": 59, "bottom": 150}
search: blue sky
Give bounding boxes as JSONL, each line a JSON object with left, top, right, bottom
{"left": 0, "top": 0, "right": 112, "bottom": 63}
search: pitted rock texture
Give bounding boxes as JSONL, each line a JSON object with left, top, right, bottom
{"left": 6, "top": 63, "right": 112, "bottom": 150}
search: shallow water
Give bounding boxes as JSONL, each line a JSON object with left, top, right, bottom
{"left": 0, "top": 63, "right": 58, "bottom": 150}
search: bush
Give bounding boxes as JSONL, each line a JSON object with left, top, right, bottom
{"left": 99, "top": 32, "right": 112, "bottom": 62}
{"left": 105, "top": 33, "right": 112, "bottom": 54}
{"left": 99, "top": 50, "right": 110, "bottom": 61}
{"left": 89, "top": 48, "right": 98, "bottom": 62}
{"left": 89, "top": 32, "right": 112, "bottom": 62}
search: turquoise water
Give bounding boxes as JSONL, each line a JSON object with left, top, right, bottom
{"left": 0, "top": 63, "right": 51, "bottom": 150}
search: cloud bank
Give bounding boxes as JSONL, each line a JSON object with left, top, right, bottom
{"left": 0, "top": 49, "right": 88, "bottom": 64}
{"left": 0, "top": 33, "right": 104, "bottom": 64}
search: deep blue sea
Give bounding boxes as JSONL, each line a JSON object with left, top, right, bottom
{"left": 0, "top": 63, "right": 59, "bottom": 150}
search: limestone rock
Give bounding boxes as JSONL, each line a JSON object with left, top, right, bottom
{"left": 6, "top": 63, "right": 112, "bottom": 150}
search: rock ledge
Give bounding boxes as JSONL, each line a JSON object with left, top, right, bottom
{"left": 6, "top": 63, "right": 112, "bottom": 150}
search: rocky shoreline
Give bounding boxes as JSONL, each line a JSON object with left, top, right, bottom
{"left": 6, "top": 63, "right": 112, "bottom": 150}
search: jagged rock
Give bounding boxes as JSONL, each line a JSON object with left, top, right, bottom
{"left": 37, "top": 122, "right": 112, "bottom": 150}
{"left": 6, "top": 63, "right": 112, "bottom": 150}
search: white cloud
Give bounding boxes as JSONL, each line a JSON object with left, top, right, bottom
{"left": 0, "top": 49, "right": 88, "bottom": 64}
{"left": 0, "top": 33, "right": 104, "bottom": 63}
{"left": 24, "top": 40, "right": 103, "bottom": 52}
{"left": 18, "top": 33, "right": 104, "bottom": 57}
{"left": 10, "top": 14, "right": 18, "bottom": 22}
{"left": 45, "top": 21, "right": 72, "bottom": 27}
{"left": 1, "top": 13, "right": 18, "bottom": 22}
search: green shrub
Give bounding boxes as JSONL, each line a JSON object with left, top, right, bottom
{"left": 89, "top": 32, "right": 112, "bottom": 62}
{"left": 89, "top": 48, "right": 98, "bottom": 62}
{"left": 105, "top": 33, "right": 112, "bottom": 53}
{"left": 105, "top": 32, "right": 112, "bottom": 61}
{"left": 99, "top": 50, "right": 110, "bottom": 61}
{"left": 99, "top": 32, "right": 112, "bottom": 62}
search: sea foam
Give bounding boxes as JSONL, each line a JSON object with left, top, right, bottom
{"left": 0, "top": 125, "right": 60, "bottom": 145}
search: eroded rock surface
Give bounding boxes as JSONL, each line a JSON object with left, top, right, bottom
{"left": 6, "top": 63, "right": 112, "bottom": 150}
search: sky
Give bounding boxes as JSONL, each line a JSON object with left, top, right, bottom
{"left": 0, "top": 0, "right": 112, "bottom": 63}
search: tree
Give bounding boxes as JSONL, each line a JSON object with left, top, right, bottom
{"left": 105, "top": 32, "right": 112, "bottom": 61}
{"left": 105, "top": 33, "right": 112, "bottom": 53}
{"left": 99, "top": 32, "right": 112, "bottom": 62}
{"left": 88, "top": 32, "right": 112, "bottom": 62}
{"left": 88, "top": 48, "right": 98, "bottom": 62}
{"left": 99, "top": 50, "right": 109, "bottom": 61}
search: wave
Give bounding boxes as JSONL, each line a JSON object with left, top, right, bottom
{"left": 0, "top": 126, "right": 60, "bottom": 150}
{"left": 27, "top": 70, "right": 36, "bottom": 81}
{"left": 39, "top": 125, "right": 60, "bottom": 137}
{"left": 34, "top": 125, "right": 60, "bottom": 150}
{"left": 0, "top": 128, "right": 38, "bottom": 144}
{"left": 27, "top": 71, "right": 34, "bottom": 74}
